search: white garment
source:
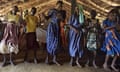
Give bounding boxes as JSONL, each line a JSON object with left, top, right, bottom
{"left": 36, "top": 27, "right": 46, "bottom": 44}
{"left": 0, "top": 40, "right": 19, "bottom": 54}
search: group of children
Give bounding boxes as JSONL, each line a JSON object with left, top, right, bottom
{"left": 0, "top": 1, "right": 120, "bottom": 72}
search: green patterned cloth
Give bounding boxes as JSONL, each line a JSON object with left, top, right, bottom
{"left": 77, "top": 4, "right": 84, "bottom": 24}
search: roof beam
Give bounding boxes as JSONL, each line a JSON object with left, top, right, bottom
{"left": 63, "top": 0, "right": 105, "bottom": 21}
{"left": 100, "top": 0, "right": 120, "bottom": 6}
{"left": 87, "top": 0, "right": 109, "bottom": 12}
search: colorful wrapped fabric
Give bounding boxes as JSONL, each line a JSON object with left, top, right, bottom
{"left": 60, "top": 21, "right": 67, "bottom": 48}
{"left": 101, "top": 19, "right": 120, "bottom": 56}
{"left": 59, "top": 10, "right": 67, "bottom": 48}
{"left": 68, "top": 14, "right": 83, "bottom": 58}
{"left": 46, "top": 9, "right": 61, "bottom": 55}
{"left": 0, "top": 22, "right": 19, "bottom": 54}
{"left": 77, "top": 4, "right": 84, "bottom": 25}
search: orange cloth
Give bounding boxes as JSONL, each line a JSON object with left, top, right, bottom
{"left": 60, "top": 21, "right": 67, "bottom": 48}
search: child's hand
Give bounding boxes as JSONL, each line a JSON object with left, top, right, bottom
{"left": 74, "top": 29, "right": 79, "bottom": 34}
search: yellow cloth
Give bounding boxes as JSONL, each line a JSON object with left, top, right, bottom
{"left": 7, "top": 13, "right": 20, "bottom": 24}
{"left": 25, "top": 15, "right": 38, "bottom": 33}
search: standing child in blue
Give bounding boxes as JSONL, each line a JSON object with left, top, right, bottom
{"left": 102, "top": 11, "right": 120, "bottom": 72}
{"left": 67, "top": 4, "right": 84, "bottom": 67}
{"left": 43, "top": 1, "right": 66, "bottom": 66}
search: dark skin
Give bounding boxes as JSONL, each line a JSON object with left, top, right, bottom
{"left": 67, "top": 6, "right": 82, "bottom": 67}
{"left": 42, "top": 2, "right": 63, "bottom": 20}
{"left": 24, "top": 10, "right": 28, "bottom": 17}
{"left": 11, "top": 7, "right": 18, "bottom": 15}
{"left": 24, "top": 7, "right": 38, "bottom": 64}
{"left": 85, "top": 10, "right": 98, "bottom": 68}
{"left": 86, "top": 11, "right": 98, "bottom": 29}
{"left": 43, "top": 2, "right": 64, "bottom": 66}
{"left": 103, "top": 13, "right": 119, "bottom": 72}
{"left": 1, "top": 6, "right": 19, "bottom": 67}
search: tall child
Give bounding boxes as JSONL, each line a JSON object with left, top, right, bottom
{"left": 102, "top": 11, "right": 120, "bottom": 72}
{"left": 24, "top": 7, "right": 39, "bottom": 64}
{"left": 68, "top": 4, "right": 84, "bottom": 67}
{"left": 43, "top": 1, "right": 66, "bottom": 66}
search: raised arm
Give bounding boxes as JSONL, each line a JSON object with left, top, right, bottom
{"left": 42, "top": 9, "right": 53, "bottom": 20}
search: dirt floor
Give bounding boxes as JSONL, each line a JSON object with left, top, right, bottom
{"left": 0, "top": 62, "right": 112, "bottom": 72}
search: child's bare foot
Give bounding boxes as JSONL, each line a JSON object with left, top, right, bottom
{"left": 45, "top": 58, "right": 49, "bottom": 64}
{"left": 85, "top": 60, "right": 89, "bottom": 67}
{"left": 93, "top": 61, "right": 98, "bottom": 68}
{"left": 103, "top": 64, "right": 111, "bottom": 71}
{"left": 53, "top": 60, "right": 61, "bottom": 66}
{"left": 111, "top": 65, "right": 119, "bottom": 72}
{"left": 76, "top": 61, "right": 82, "bottom": 68}
{"left": 0, "top": 62, "right": 6, "bottom": 67}
{"left": 34, "top": 58, "right": 38, "bottom": 64}
{"left": 10, "top": 60, "right": 15, "bottom": 66}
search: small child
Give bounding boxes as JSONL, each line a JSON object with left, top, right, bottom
{"left": 85, "top": 10, "right": 101, "bottom": 68}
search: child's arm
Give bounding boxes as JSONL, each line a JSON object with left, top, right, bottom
{"left": 111, "top": 29, "right": 118, "bottom": 40}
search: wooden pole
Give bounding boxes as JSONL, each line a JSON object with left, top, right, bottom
{"left": 71, "top": 0, "right": 76, "bottom": 15}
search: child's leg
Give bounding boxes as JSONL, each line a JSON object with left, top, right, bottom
{"left": 92, "top": 51, "right": 98, "bottom": 68}
{"left": 103, "top": 55, "right": 110, "bottom": 70}
{"left": 34, "top": 49, "right": 38, "bottom": 64}
{"left": 70, "top": 57, "right": 74, "bottom": 66}
{"left": 53, "top": 55, "right": 61, "bottom": 66}
{"left": 10, "top": 53, "right": 15, "bottom": 66}
{"left": 111, "top": 55, "right": 119, "bottom": 72}
{"left": 85, "top": 59, "right": 89, "bottom": 67}
{"left": 45, "top": 53, "right": 49, "bottom": 64}
{"left": 76, "top": 57, "right": 82, "bottom": 68}
{"left": 85, "top": 50, "right": 91, "bottom": 67}
{"left": 24, "top": 48, "right": 28, "bottom": 62}
{"left": 1, "top": 54, "right": 7, "bottom": 67}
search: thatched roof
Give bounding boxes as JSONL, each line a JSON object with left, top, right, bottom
{"left": 0, "top": 0, "right": 120, "bottom": 21}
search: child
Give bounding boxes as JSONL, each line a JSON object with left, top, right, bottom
{"left": 86, "top": 10, "right": 101, "bottom": 68}
{"left": 68, "top": 4, "right": 84, "bottom": 67}
{"left": 102, "top": 11, "right": 120, "bottom": 72}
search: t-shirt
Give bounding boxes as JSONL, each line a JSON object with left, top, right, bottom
{"left": 25, "top": 15, "right": 38, "bottom": 33}
{"left": 7, "top": 13, "right": 20, "bottom": 24}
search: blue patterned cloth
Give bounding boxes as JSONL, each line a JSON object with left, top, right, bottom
{"left": 46, "top": 9, "right": 61, "bottom": 55}
{"left": 68, "top": 14, "right": 83, "bottom": 58}
{"left": 101, "top": 19, "right": 120, "bottom": 56}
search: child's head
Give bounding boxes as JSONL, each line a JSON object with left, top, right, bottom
{"left": 11, "top": 6, "right": 19, "bottom": 15}
{"left": 30, "top": 7, "right": 37, "bottom": 16}
{"left": 107, "top": 10, "right": 116, "bottom": 21}
{"left": 90, "top": 10, "right": 97, "bottom": 19}
{"left": 56, "top": 1, "right": 63, "bottom": 11}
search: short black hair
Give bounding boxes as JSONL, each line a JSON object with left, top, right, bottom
{"left": 90, "top": 10, "right": 97, "bottom": 17}
{"left": 56, "top": 0, "right": 63, "bottom": 5}
{"left": 13, "top": 6, "right": 18, "bottom": 9}
{"left": 32, "top": 7, "right": 36, "bottom": 12}
{"left": 13, "top": 5, "right": 19, "bottom": 12}
{"left": 31, "top": 7, "right": 37, "bottom": 14}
